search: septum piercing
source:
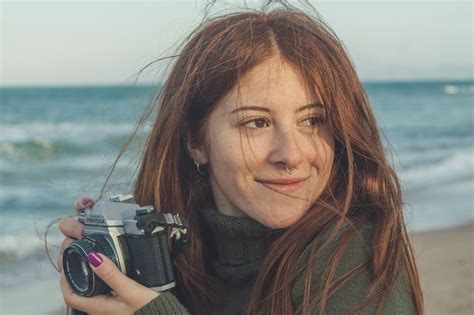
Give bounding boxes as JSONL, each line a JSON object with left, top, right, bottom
{"left": 285, "top": 164, "right": 297, "bottom": 174}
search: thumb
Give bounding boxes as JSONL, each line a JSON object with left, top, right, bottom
{"left": 87, "top": 252, "right": 159, "bottom": 309}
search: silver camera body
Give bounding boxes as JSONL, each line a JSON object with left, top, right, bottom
{"left": 63, "top": 194, "right": 189, "bottom": 297}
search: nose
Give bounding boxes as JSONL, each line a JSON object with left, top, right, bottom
{"left": 268, "top": 129, "right": 305, "bottom": 169}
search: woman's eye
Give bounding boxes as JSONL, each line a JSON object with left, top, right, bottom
{"left": 242, "top": 118, "right": 270, "bottom": 128}
{"left": 301, "top": 116, "right": 325, "bottom": 126}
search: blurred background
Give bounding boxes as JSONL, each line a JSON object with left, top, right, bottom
{"left": 1, "top": 0, "right": 472, "bottom": 314}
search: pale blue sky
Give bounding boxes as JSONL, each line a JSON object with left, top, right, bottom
{"left": 1, "top": 0, "right": 472, "bottom": 86}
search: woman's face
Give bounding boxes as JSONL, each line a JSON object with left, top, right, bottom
{"left": 193, "top": 56, "right": 335, "bottom": 229}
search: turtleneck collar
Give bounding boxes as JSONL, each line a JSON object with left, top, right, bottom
{"left": 199, "top": 200, "right": 286, "bottom": 284}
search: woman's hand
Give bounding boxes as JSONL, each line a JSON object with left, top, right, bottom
{"left": 60, "top": 252, "right": 159, "bottom": 314}
{"left": 58, "top": 196, "right": 159, "bottom": 314}
{"left": 57, "top": 196, "right": 93, "bottom": 271}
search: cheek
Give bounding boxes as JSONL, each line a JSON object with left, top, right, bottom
{"left": 319, "top": 144, "right": 335, "bottom": 171}
{"left": 316, "top": 143, "right": 335, "bottom": 197}
{"left": 312, "top": 131, "right": 335, "bottom": 167}
{"left": 324, "top": 140, "right": 335, "bottom": 171}
{"left": 207, "top": 127, "right": 266, "bottom": 172}
{"left": 206, "top": 129, "right": 248, "bottom": 179}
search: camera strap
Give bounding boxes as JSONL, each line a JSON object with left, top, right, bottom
{"left": 135, "top": 213, "right": 190, "bottom": 261}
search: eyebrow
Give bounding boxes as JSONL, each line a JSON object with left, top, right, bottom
{"left": 230, "top": 101, "right": 324, "bottom": 115}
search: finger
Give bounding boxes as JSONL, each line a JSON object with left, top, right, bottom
{"left": 60, "top": 271, "right": 130, "bottom": 314}
{"left": 74, "top": 196, "right": 95, "bottom": 213}
{"left": 87, "top": 253, "right": 159, "bottom": 309}
{"left": 60, "top": 237, "right": 74, "bottom": 253}
{"left": 57, "top": 256, "right": 62, "bottom": 272}
{"left": 59, "top": 216, "right": 84, "bottom": 239}
{"left": 60, "top": 271, "right": 96, "bottom": 311}
{"left": 57, "top": 237, "right": 75, "bottom": 271}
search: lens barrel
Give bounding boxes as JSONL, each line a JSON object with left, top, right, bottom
{"left": 62, "top": 234, "right": 118, "bottom": 296}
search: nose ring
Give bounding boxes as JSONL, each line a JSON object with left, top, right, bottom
{"left": 285, "top": 164, "right": 297, "bottom": 174}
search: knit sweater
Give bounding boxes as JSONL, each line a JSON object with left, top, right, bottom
{"left": 136, "top": 205, "right": 415, "bottom": 314}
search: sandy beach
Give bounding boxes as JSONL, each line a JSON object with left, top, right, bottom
{"left": 411, "top": 223, "right": 474, "bottom": 315}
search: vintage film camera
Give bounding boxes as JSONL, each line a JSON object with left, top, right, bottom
{"left": 62, "top": 194, "right": 189, "bottom": 297}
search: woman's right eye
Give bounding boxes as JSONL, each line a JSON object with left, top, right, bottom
{"left": 241, "top": 118, "right": 270, "bottom": 129}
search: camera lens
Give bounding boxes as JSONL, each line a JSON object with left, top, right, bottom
{"left": 66, "top": 251, "right": 91, "bottom": 291}
{"left": 63, "top": 234, "right": 117, "bottom": 296}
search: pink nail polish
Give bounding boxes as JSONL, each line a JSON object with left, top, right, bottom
{"left": 81, "top": 198, "right": 92, "bottom": 206}
{"left": 87, "top": 252, "right": 103, "bottom": 267}
{"left": 80, "top": 229, "right": 86, "bottom": 238}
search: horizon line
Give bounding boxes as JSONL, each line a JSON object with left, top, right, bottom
{"left": 1, "top": 78, "right": 473, "bottom": 89}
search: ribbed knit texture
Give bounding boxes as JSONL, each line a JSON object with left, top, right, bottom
{"left": 198, "top": 201, "right": 286, "bottom": 284}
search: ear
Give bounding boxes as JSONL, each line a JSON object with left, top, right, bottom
{"left": 184, "top": 131, "right": 209, "bottom": 165}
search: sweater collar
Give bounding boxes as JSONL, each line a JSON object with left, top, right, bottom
{"left": 199, "top": 200, "right": 286, "bottom": 284}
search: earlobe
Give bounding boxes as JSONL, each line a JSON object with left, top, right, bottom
{"left": 191, "top": 145, "right": 209, "bottom": 165}
{"left": 184, "top": 134, "right": 209, "bottom": 165}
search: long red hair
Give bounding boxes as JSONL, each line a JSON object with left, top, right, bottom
{"left": 106, "top": 6, "right": 424, "bottom": 315}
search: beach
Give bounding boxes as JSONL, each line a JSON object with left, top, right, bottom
{"left": 411, "top": 223, "right": 474, "bottom": 314}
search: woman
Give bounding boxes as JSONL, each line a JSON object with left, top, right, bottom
{"left": 58, "top": 6, "right": 424, "bottom": 315}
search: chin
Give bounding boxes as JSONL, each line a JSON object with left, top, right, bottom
{"left": 272, "top": 200, "right": 312, "bottom": 228}
{"left": 257, "top": 208, "right": 306, "bottom": 229}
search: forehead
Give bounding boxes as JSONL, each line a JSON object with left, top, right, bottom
{"left": 215, "top": 56, "right": 321, "bottom": 112}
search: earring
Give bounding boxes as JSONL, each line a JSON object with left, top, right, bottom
{"left": 194, "top": 159, "right": 207, "bottom": 175}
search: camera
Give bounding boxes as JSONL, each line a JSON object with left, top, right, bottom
{"left": 62, "top": 194, "right": 189, "bottom": 297}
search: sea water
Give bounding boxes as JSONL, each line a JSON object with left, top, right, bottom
{"left": 0, "top": 81, "right": 473, "bottom": 314}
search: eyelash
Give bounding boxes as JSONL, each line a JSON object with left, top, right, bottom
{"left": 300, "top": 116, "right": 326, "bottom": 126}
{"left": 240, "top": 116, "right": 326, "bottom": 129}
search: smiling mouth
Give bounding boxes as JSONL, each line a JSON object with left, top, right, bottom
{"left": 255, "top": 178, "right": 308, "bottom": 193}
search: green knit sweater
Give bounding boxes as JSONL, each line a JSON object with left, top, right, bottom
{"left": 136, "top": 204, "right": 415, "bottom": 314}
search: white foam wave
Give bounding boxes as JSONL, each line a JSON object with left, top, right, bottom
{"left": 0, "top": 186, "right": 40, "bottom": 203}
{"left": 0, "top": 121, "right": 149, "bottom": 144}
{"left": 400, "top": 148, "right": 474, "bottom": 187}
{"left": 52, "top": 153, "right": 140, "bottom": 172}
{"left": 0, "top": 232, "right": 62, "bottom": 261}
{"left": 0, "top": 137, "right": 57, "bottom": 160}
{"left": 443, "top": 84, "right": 474, "bottom": 95}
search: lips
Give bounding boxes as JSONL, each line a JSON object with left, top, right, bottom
{"left": 255, "top": 177, "right": 308, "bottom": 193}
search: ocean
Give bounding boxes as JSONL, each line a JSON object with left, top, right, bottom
{"left": 0, "top": 81, "right": 473, "bottom": 314}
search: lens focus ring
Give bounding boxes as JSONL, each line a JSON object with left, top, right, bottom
{"left": 63, "top": 234, "right": 117, "bottom": 296}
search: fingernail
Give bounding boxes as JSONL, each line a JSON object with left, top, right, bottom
{"left": 87, "top": 252, "right": 103, "bottom": 267}
{"left": 80, "top": 229, "right": 86, "bottom": 238}
{"left": 81, "top": 198, "right": 92, "bottom": 206}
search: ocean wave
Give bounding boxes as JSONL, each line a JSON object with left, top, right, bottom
{"left": 400, "top": 148, "right": 474, "bottom": 188}
{"left": 0, "top": 231, "right": 62, "bottom": 263}
{"left": 0, "top": 121, "right": 148, "bottom": 144}
{"left": 0, "top": 123, "right": 148, "bottom": 160}
{"left": 0, "top": 138, "right": 83, "bottom": 160}
{"left": 443, "top": 84, "right": 474, "bottom": 95}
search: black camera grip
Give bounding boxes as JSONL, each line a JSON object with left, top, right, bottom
{"left": 123, "top": 231, "right": 175, "bottom": 289}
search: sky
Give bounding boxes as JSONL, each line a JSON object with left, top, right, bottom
{"left": 1, "top": 0, "right": 473, "bottom": 86}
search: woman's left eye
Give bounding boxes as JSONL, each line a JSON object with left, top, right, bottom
{"left": 300, "top": 116, "right": 325, "bottom": 126}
